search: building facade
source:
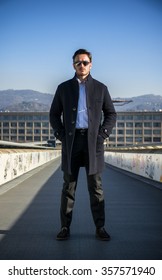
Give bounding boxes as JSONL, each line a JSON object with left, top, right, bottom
{"left": 0, "top": 112, "right": 52, "bottom": 143}
{"left": 0, "top": 111, "right": 161, "bottom": 147}
{"left": 108, "top": 111, "right": 162, "bottom": 147}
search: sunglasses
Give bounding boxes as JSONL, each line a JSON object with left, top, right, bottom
{"left": 74, "top": 61, "right": 90, "bottom": 67}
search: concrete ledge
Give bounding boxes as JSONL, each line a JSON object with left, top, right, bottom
{"left": 0, "top": 149, "right": 61, "bottom": 187}
{"left": 105, "top": 151, "right": 162, "bottom": 183}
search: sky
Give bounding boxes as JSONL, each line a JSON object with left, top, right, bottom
{"left": 0, "top": 0, "right": 162, "bottom": 98}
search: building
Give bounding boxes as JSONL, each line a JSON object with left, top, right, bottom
{"left": 0, "top": 111, "right": 161, "bottom": 147}
{"left": 0, "top": 112, "right": 52, "bottom": 143}
{"left": 108, "top": 111, "right": 162, "bottom": 147}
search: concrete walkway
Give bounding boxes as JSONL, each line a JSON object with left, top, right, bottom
{"left": 0, "top": 157, "right": 162, "bottom": 260}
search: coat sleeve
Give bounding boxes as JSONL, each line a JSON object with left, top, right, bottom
{"left": 99, "top": 86, "right": 117, "bottom": 139}
{"left": 49, "top": 86, "right": 65, "bottom": 141}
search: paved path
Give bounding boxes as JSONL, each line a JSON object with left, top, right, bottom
{"left": 0, "top": 158, "right": 162, "bottom": 260}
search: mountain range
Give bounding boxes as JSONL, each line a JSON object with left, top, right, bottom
{"left": 0, "top": 89, "right": 162, "bottom": 112}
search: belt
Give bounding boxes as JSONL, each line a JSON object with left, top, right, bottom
{"left": 75, "top": 128, "right": 88, "bottom": 135}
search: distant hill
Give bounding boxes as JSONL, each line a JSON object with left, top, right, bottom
{"left": 0, "top": 89, "right": 53, "bottom": 112}
{"left": 0, "top": 90, "right": 162, "bottom": 112}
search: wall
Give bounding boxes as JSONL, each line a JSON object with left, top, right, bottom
{"left": 0, "top": 149, "right": 61, "bottom": 186}
{"left": 105, "top": 151, "right": 162, "bottom": 183}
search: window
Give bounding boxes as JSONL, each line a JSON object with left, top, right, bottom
{"left": 117, "top": 130, "right": 124, "bottom": 134}
{"left": 1, "top": 115, "right": 13, "bottom": 121}
{"left": 144, "top": 115, "right": 152, "bottom": 120}
{"left": 135, "top": 122, "right": 142, "bottom": 127}
{"left": 117, "top": 115, "right": 125, "bottom": 120}
{"left": 11, "top": 129, "right": 17, "bottom": 134}
{"left": 42, "top": 129, "right": 49, "bottom": 134}
{"left": 144, "top": 122, "right": 152, "bottom": 127}
{"left": 135, "top": 130, "right": 142, "bottom": 135}
{"left": 126, "top": 137, "right": 133, "bottom": 142}
{"left": 42, "top": 115, "right": 49, "bottom": 121}
{"left": 117, "top": 122, "right": 124, "bottom": 127}
{"left": 34, "top": 136, "right": 41, "bottom": 141}
{"left": 153, "top": 130, "right": 161, "bottom": 135}
{"left": 11, "top": 122, "right": 17, "bottom": 127}
{"left": 126, "top": 129, "right": 133, "bottom": 135}
{"left": 117, "top": 137, "right": 124, "bottom": 142}
{"left": 33, "top": 115, "right": 41, "bottom": 121}
{"left": 26, "top": 115, "right": 33, "bottom": 121}
{"left": 42, "top": 122, "right": 49, "bottom": 127}
{"left": 18, "top": 129, "right": 25, "bottom": 134}
{"left": 153, "top": 137, "right": 161, "bottom": 142}
{"left": 27, "top": 129, "right": 33, "bottom": 134}
{"left": 11, "top": 136, "right": 17, "bottom": 141}
{"left": 126, "top": 122, "right": 133, "bottom": 127}
{"left": 153, "top": 115, "right": 161, "bottom": 120}
{"left": 3, "top": 122, "right": 9, "bottom": 127}
{"left": 144, "top": 137, "right": 152, "bottom": 142}
{"left": 135, "top": 137, "right": 142, "bottom": 142}
{"left": 42, "top": 136, "right": 49, "bottom": 141}
{"left": 3, "top": 136, "right": 9, "bottom": 140}
{"left": 125, "top": 115, "right": 133, "bottom": 120}
{"left": 26, "top": 122, "right": 33, "bottom": 127}
{"left": 34, "top": 129, "right": 41, "bottom": 134}
{"left": 153, "top": 122, "right": 161, "bottom": 127}
{"left": 144, "top": 130, "right": 152, "bottom": 135}
{"left": 19, "top": 122, "right": 25, "bottom": 127}
{"left": 18, "top": 115, "right": 25, "bottom": 121}
{"left": 26, "top": 136, "right": 33, "bottom": 141}
{"left": 3, "top": 129, "right": 9, "bottom": 134}
{"left": 18, "top": 136, "right": 25, "bottom": 141}
{"left": 34, "top": 122, "right": 41, "bottom": 127}
{"left": 134, "top": 115, "right": 143, "bottom": 120}
{"left": 109, "top": 137, "right": 115, "bottom": 142}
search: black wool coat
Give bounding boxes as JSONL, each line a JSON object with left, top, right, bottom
{"left": 49, "top": 74, "right": 117, "bottom": 175}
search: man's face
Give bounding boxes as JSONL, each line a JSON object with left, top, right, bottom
{"left": 73, "top": 54, "right": 92, "bottom": 80}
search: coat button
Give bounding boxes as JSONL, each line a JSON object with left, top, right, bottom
{"left": 73, "top": 107, "right": 76, "bottom": 111}
{"left": 69, "top": 132, "right": 73, "bottom": 136}
{"left": 71, "top": 121, "right": 75, "bottom": 124}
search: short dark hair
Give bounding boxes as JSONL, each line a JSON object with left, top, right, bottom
{"left": 72, "top": 49, "right": 92, "bottom": 62}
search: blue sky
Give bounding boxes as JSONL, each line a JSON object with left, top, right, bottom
{"left": 0, "top": 0, "right": 162, "bottom": 98}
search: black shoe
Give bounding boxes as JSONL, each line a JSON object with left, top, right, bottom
{"left": 96, "top": 227, "right": 111, "bottom": 241}
{"left": 56, "top": 227, "right": 70, "bottom": 240}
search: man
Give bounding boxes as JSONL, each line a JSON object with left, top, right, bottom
{"left": 50, "top": 49, "right": 116, "bottom": 241}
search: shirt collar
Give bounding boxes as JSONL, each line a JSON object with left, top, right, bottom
{"left": 75, "top": 73, "right": 90, "bottom": 84}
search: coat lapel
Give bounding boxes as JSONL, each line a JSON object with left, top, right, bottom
{"left": 71, "top": 77, "right": 79, "bottom": 108}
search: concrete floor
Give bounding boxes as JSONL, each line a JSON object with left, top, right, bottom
{"left": 0, "top": 157, "right": 162, "bottom": 260}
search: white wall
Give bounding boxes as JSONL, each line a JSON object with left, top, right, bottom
{"left": 105, "top": 151, "right": 162, "bottom": 183}
{"left": 1, "top": 149, "right": 162, "bottom": 186}
{"left": 0, "top": 149, "right": 61, "bottom": 186}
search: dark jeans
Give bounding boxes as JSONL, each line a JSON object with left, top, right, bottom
{"left": 60, "top": 130, "right": 105, "bottom": 228}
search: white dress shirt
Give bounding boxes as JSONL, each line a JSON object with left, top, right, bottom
{"left": 76, "top": 79, "right": 88, "bottom": 129}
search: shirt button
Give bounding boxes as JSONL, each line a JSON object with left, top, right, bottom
{"left": 69, "top": 132, "right": 73, "bottom": 136}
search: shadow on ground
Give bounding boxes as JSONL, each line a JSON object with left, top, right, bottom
{"left": 0, "top": 159, "right": 162, "bottom": 260}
